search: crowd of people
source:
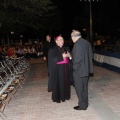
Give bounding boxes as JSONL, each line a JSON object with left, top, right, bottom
{"left": 0, "top": 44, "right": 43, "bottom": 62}
{"left": 93, "top": 38, "right": 120, "bottom": 52}
{"left": 0, "top": 35, "right": 73, "bottom": 62}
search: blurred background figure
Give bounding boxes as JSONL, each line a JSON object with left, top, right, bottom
{"left": 43, "top": 35, "right": 55, "bottom": 65}
{"left": 112, "top": 41, "right": 120, "bottom": 52}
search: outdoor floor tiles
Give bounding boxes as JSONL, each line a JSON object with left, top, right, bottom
{"left": 2, "top": 58, "right": 120, "bottom": 120}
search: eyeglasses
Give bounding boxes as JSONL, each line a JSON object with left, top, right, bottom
{"left": 71, "top": 36, "right": 74, "bottom": 39}
{"left": 71, "top": 35, "right": 80, "bottom": 39}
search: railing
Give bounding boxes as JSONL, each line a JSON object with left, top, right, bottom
{"left": 94, "top": 51, "right": 120, "bottom": 73}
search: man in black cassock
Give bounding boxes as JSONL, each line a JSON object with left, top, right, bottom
{"left": 48, "top": 36, "right": 72, "bottom": 103}
{"left": 43, "top": 35, "right": 55, "bottom": 63}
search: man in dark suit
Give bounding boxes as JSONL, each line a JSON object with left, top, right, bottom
{"left": 71, "top": 30, "right": 93, "bottom": 110}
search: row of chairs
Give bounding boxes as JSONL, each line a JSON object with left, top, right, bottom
{"left": 0, "top": 56, "right": 30, "bottom": 120}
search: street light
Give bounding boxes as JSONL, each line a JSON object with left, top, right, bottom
{"left": 90, "top": 0, "right": 92, "bottom": 45}
{"left": 80, "top": 0, "right": 100, "bottom": 46}
{"left": 11, "top": 31, "right": 14, "bottom": 34}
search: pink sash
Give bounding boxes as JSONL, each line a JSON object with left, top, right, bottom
{"left": 57, "top": 58, "right": 69, "bottom": 64}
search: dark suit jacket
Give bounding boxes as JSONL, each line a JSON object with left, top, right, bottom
{"left": 72, "top": 37, "right": 93, "bottom": 77}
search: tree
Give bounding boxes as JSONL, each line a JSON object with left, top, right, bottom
{"left": 0, "top": 0, "right": 57, "bottom": 42}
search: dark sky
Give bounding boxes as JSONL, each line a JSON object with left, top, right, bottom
{"left": 53, "top": 0, "right": 120, "bottom": 38}
{"left": 1, "top": 0, "right": 119, "bottom": 41}
{"left": 20, "top": 0, "right": 120, "bottom": 40}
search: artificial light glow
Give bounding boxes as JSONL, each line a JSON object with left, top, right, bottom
{"left": 11, "top": 31, "right": 14, "bottom": 34}
{"left": 20, "top": 35, "right": 23, "bottom": 37}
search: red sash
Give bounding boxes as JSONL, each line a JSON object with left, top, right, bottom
{"left": 57, "top": 58, "right": 69, "bottom": 64}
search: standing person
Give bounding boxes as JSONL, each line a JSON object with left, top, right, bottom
{"left": 48, "top": 36, "right": 72, "bottom": 103}
{"left": 43, "top": 35, "right": 55, "bottom": 63}
{"left": 71, "top": 30, "right": 93, "bottom": 110}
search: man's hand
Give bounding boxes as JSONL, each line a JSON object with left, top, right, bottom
{"left": 66, "top": 51, "right": 71, "bottom": 58}
{"left": 62, "top": 53, "right": 67, "bottom": 58}
{"left": 43, "top": 57, "right": 46, "bottom": 61}
{"left": 62, "top": 52, "right": 71, "bottom": 59}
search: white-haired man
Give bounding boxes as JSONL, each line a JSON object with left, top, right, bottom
{"left": 71, "top": 30, "right": 93, "bottom": 110}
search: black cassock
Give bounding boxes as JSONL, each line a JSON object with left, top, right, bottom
{"left": 48, "top": 45, "right": 71, "bottom": 102}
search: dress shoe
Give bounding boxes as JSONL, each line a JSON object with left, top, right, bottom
{"left": 73, "top": 106, "right": 87, "bottom": 110}
{"left": 57, "top": 100, "right": 61, "bottom": 103}
{"left": 89, "top": 73, "right": 94, "bottom": 77}
{"left": 53, "top": 100, "right": 60, "bottom": 103}
{"left": 74, "top": 106, "right": 79, "bottom": 109}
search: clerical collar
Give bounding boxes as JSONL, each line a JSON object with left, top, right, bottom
{"left": 57, "top": 45, "right": 63, "bottom": 48}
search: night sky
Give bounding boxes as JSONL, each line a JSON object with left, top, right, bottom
{"left": 1, "top": 0, "right": 120, "bottom": 41}
{"left": 52, "top": 0, "right": 120, "bottom": 39}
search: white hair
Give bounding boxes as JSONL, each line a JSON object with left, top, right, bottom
{"left": 71, "top": 30, "right": 81, "bottom": 37}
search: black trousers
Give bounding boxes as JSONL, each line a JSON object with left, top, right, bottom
{"left": 73, "top": 72, "right": 89, "bottom": 109}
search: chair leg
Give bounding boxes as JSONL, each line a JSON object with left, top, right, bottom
{"left": 18, "top": 82, "right": 22, "bottom": 88}
{"left": 0, "top": 111, "right": 7, "bottom": 120}
{"left": 1, "top": 100, "right": 8, "bottom": 106}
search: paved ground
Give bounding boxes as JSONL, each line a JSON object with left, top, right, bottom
{"left": 2, "top": 58, "right": 120, "bottom": 120}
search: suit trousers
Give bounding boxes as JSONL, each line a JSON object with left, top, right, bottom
{"left": 73, "top": 72, "right": 89, "bottom": 109}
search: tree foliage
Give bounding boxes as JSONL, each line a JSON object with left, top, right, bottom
{"left": 0, "top": 0, "right": 57, "bottom": 33}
